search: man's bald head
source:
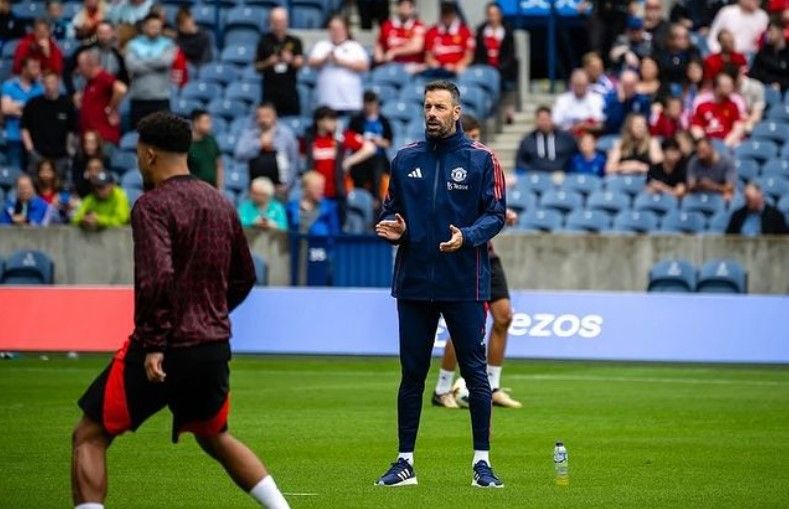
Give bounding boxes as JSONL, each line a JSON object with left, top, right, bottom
{"left": 269, "top": 7, "right": 289, "bottom": 34}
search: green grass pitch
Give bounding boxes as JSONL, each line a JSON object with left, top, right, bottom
{"left": 1, "top": 355, "right": 788, "bottom": 508}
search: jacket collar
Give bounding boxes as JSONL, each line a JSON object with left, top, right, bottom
{"left": 426, "top": 120, "right": 466, "bottom": 151}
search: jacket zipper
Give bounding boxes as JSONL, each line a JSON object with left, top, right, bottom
{"left": 429, "top": 145, "right": 440, "bottom": 301}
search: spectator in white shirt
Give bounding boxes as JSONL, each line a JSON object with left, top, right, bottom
{"left": 707, "top": 0, "right": 768, "bottom": 55}
{"left": 552, "top": 69, "right": 605, "bottom": 135}
{"left": 308, "top": 15, "right": 369, "bottom": 114}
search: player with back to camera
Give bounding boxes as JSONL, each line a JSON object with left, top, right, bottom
{"left": 432, "top": 114, "right": 522, "bottom": 410}
{"left": 375, "top": 81, "right": 507, "bottom": 488}
{"left": 70, "top": 112, "right": 290, "bottom": 509}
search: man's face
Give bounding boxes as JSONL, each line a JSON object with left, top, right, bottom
{"left": 719, "top": 30, "right": 736, "bottom": 53}
{"left": 424, "top": 89, "right": 460, "bottom": 138}
{"left": 584, "top": 57, "right": 603, "bottom": 80}
{"left": 486, "top": 5, "right": 502, "bottom": 26}
{"left": 466, "top": 128, "right": 481, "bottom": 142}
{"left": 23, "top": 59, "right": 42, "bottom": 82}
{"left": 397, "top": 1, "right": 414, "bottom": 21}
{"left": 16, "top": 178, "right": 34, "bottom": 202}
{"left": 270, "top": 9, "right": 288, "bottom": 33}
{"left": 256, "top": 107, "right": 276, "bottom": 131}
{"left": 696, "top": 141, "right": 713, "bottom": 162}
{"left": 95, "top": 184, "right": 113, "bottom": 200}
{"left": 363, "top": 100, "right": 379, "bottom": 117}
{"left": 328, "top": 19, "right": 346, "bottom": 45}
{"left": 43, "top": 74, "right": 60, "bottom": 96}
{"left": 715, "top": 76, "right": 734, "bottom": 100}
{"left": 136, "top": 143, "right": 156, "bottom": 187}
{"left": 671, "top": 27, "right": 689, "bottom": 50}
{"left": 304, "top": 177, "right": 324, "bottom": 202}
{"left": 666, "top": 99, "right": 682, "bottom": 119}
{"left": 535, "top": 111, "right": 552, "bottom": 133}
{"left": 644, "top": 0, "right": 662, "bottom": 25}
{"left": 250, "top": 185, "right": 269, "bottom": 206}
{"left": 620, "top": 73, "right": 638, "bottom": 98}
{"left": 96, "top": 23, "right": 114, "bottom": 46}
{"left": 664, "top": 147, "right": 682, "bottom": 167}
{"left": 194, "top": 114, "right": 212, "bottom": 135}
{"left": 34, "top": 22, "right": 50, "bottom": 40}
{"left": 143, "top": 18, "right": 162, "bottom": 39}
{"left": 744, "top": 185, "right": 764, "bottom": 211}
{"left": 48, "top": 2, "right": 63, "bottom": 18}
{"left": 571, "top": 72, "right": 588, "bottom": 97}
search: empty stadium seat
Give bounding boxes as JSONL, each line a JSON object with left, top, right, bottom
{"left": 110, "top": 152, "right": 138, "bottom": 173}
{"left": 518, "top": 208, "right": 563, "bottom": 232}
{"left": 297, "top": 83, "right": 314, "bottom": 114}
{"left": 564, "top": 209, "right": 610, "bottom": 233}
{"left": 751, "top": 121, "right": 789, "bottom": 144}
{"left": 119, "top": 132, "right": 139, "bottom": 152}
{"left": 516, "top": 172, "right": 553, "bottom": 195}
{"left": 226, "top": 5, "right": 269, "bottom": 32}
{"left": 224, "top": 168, "right": 249, "bottom": 193}
{"left": 604, "top": 174, "right": 647, "bottom": 196}
{"left": 458, "top": 65, "right": 500, "bottom": 102}
{"left": 0, "top": 166, "right": 21, "bottom": 190}
{"left": 224, "top": 28, "right": 262, "bottom": 48}
{"left": 1, "top": 40, "right": 18, "bottom": 59}
{"left": 560, "top": 174, "right": 602, "bottom": 196}
{"left": 633, "top": 191, "right": 678, "bottom": 216}
{"left": 251, "top": 254, "right": 268, "bottom": 286}
{"left": 765, "top": 87, "right": 782, "bottom": 108}
{"left": 12, "top": 2, "right": 45, "bottom": 21}
{"left": 647, "top": 259, "right": 696, "bottom": 292}
{"left": 280, "top": 116, "right": 310, "bottom": 137}
{"left": 240, "top": 65, "right": 262, "bottom": 85}
{"left": 734, "top": 158, "right": 759, "bottom": 183}
{"left": 757, "top": 176, "right": 789, "bottom": 201}
{"left": 199, "top": 62, "right": 241, "bottom": 85}
{"left": 681, "top": 192, "right": 725, "bottom": 217}
{"left": 230, "top": 116, "right": 252, "bottom": 134}
{"left": 292, "top": 5, "right": 324, "bottom": 29}
{"left": 121, "top": 171, "right": 143, "bottom": 190}
{"left": 172, "top": 97, "right": 204, "bottom": 117}
{"left": 505, "top": 188, "right": 537, "bottom": 213}
{"left": 612, "top": 210, "right": 659, "bottom": 233}
{"left": 706, "top": 211, "right": 731, "bottom": 234}
{"left": 586, "top": 189, "right": 630, "bottom": 215}
{"left": 207, "top": 98, "right": 249, "bottom": 120}
{"left": 192, "top": 4, "right": 222, "bottom": 29}
{"left": 381, "top": 101, "right": 422, "bottom": 123}
{"left": 734, "top": 140, "right": 778, "bottom": 162}
{"left": 216, "top": 132, "right": 239, "bottom": 154}
{"left": 221, "top": 44, "right": 255, "bottom": 66}
{"left": 225, "top": 81, "right": 260, "bottom": 104}
{"left": 346, "top": 188, "right": 375, "bottom": 228}
{"left": 697, "top": 259, "right": 747, "bottom": 294}
{"left": 181, "top": 81, "right": 223, "bottom": 103}
{"left": 596, "top": 134, "right": 619, "bottom": 153}
{"left": 365, "top": 84, "right": 398, "bottom": 105}
{"left": 458, "top": 84, "right": 491, "bottom": 119}
{"left": 399, "top": 83, "right": 427, "bottom": 107}
{"left": 297, "top": 66, "right": 318, "bottom": 88}
{"left": 539, "top": 189, "right": 583, "bottom": 214}
{"left": 767, "top": 104, "right": 789, "bottom": 121}
{"left": 660, "top": 210, "right": 706, "bottom": 234}
{"left": 371, "top": 63, "right": 407, "bottom": 89}
{"left": 1, "top": 250, "right": 54, "bottom": 285}
{"left": 223, "top": 189, "right": 238, "bottom": 205}
{"left": 125, "top": 187, "right": 143, "bottom": 207}
{"left": 761, "top": 159, "right": 789, "bottom": 180}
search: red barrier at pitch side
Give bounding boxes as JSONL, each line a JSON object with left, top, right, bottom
{"left": 0, "top": 287, "right": 133, "bottom": 351}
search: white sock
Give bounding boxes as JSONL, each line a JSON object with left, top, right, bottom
{"left": 398, "top": 452, "right": 414, "bottom": 465}
{"left": 249, "top": 475, "right": 290, "bottom": 509}
{"left": 487, "top": 365, "right": 502, "bottom": 391}
{"left": 75, "top": 504, "right": 104, "bottom": 509}
{"left": 435, "top": 369, "right": 454, "bottom": 394}
{"left": 473, "top": 450, "right": 490, "bottom": 467}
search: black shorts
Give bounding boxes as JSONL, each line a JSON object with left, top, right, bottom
{"left": 490, "top": 256, "right": 510, "bottom": 303}
{"left": 78, "top": 339, "right": 231, "bottom": 443}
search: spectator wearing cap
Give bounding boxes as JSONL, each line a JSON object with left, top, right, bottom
{"left": 255, "top": 7, "right": 304, "bottom": 117}
{"left": 515, "top": 106, "right": 577, "bottom": 173}
{"left": 69, "top": 0, "right": 107, "bottom": 40}
{"left": 238, "top": 177, "right": 288, "bottom": 230}
{"left": 0, "top": 0, "right": 25, "bottom": 44}
{"left": 654, "top": 24, "right": 701, "bottom": 88}
{"left": 690, "top": 73, "right": 745, "bottom": 147}
{"left": 582, "top": 52, "right": 615, "bottom": 97}
{"left": 286, "top": 171, "right": 341, "bottom": 237}
{"left": 0, "top": 174, "right": 52, "bottom": 226}
{"left": 347, "top": 91, "right": 393, "bottom": 199}
{"left": 187, "top": 109, "right": 223, "bottom": 190}
{"left": 551, "top": 69, "right": 605, "bottom": 135}
{"left": 646, "top": 138, "right": 687, "bottom": 198}
{"left": 726, "top": 183, "right": 788, "bottom": 236}
{"left": 125, "top": 13, "right": 175, "bottom": 128}
{"left": 609, "top": 17, "right": 653, "bottom": 72}
{"left": 72, "top": 171, "right": 130, "bottom": 229}
{"left": 65, "top": 22, "right": 129, "bottom": 96}
{"left": 707, "top": 0, "right": 768, "bottom": 55}
{"left": 74, "top": 155, "right": 107, "bottom": 198}
{"left": 374, "top": 0, "right": 425, "bottom": 70}
{"left": 175, "top": 7, "right": 213, "bottom": 67}
{"left": 2, "top": 58, "right": 44, "bottom": 171}
{"left": 13, "top": 19, "right": 64, "bottom": 76}
{"left": 308, "top": 15, "right": 369, "bottom": 115}
{"left": 34, "top": 158, "right": 79, "bottom": 223}
{"left": 423, "top": 1, "right": 475, "bottom": 78}
{"left": 603, "top": 70, "right": 651, "bottom": 134}
{"left": 750, "top": 19, "right": 789, "bottom": 92}
{"left": 685, "top": 137, "right": 736, "bottom": 201}
{"left": 703, "top": 29, "right": 747, "bottom": 82}
{"left": 75, "top": 49, "right": 128, "bottom": 146}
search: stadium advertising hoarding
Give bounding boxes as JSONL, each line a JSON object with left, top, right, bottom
{"left": 1, "top": 287, "right": 786, "bottom": 363}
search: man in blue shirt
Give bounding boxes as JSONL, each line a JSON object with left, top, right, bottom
{"left": 374, "top": 81, "right": 506, "bottom": 489}
{"left": 1, "top": 57, "right": 43, "bottom": 170}
{"left": 602, "top": 69, "right": 650, "bottom": 134}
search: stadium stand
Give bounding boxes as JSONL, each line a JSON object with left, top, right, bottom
{"left": 647, "top": 259, "right": 697, "bottom": 293}
{"left": 1, "top": 250, "right": 54, "bottom": 285}
{"left": 697, "top": 259, "right": 748, "bottom": 294}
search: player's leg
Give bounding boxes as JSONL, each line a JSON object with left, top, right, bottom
{"left": 71, "top": 415, "right": 112, "bottom": 507}
{"left": 441, "top": 301, "right": 503, "bottom": 488}
{"left": 488, "top": 298, "right": 521, "bottom": 408}
{"left": 432, "top": 337, "right": 460, "bottom": 408}
{"left": 195, "top": 433, "right": 289, "bottom": 509}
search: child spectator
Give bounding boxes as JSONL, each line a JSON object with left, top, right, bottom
{"left": 569, "top": 133, "right": 606, "bottom": 177}
{"left": 72, "top": 171, "right": 130, "bottom": 229}
{"left": 347, "top": 91, "right": 393, "bottom": 199}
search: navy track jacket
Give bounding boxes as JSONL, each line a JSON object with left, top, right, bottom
{"left": 380, "top": 123, "right": 507, "bottom": 301}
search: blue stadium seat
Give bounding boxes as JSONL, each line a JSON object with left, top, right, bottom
{"left": 734, "top": 140, "right": 778, "bottom": 163}
{"left": 1, "top": 250, "right": 54, "bottom": 285}
{"left": 564, "top": 209, "right": 611, "bottom": 233}
{"left": 365, "top": 84, "right": 398, "bottom": 105}
{"left": 223, "top": 189, "right": 238, "bottom": 205}
{"left": 516, "top": 172, "right": 553, "bottom": 195}
{"left": 297, "top": 66, "right": 318, "bottom": 88}
{"left": 181, "top": 81, "right": 223, "bottom": 103}
{"left": 505, "top": 188, "right": 537, "bottom": 213}
{"left": 381, "top": 101, "right": 422, "bottom": 123}
{"left": 346, "top": 188, "right": 375, "bottom": 228}
{"left": 660, "top": 210, "right": 706, "bottom": 234}
{"left": 224, "top": 168, "right": 249, "bottom": 193}
{"left": 216, "top": 132, "right": 239, "bottom": 154}
{"left": 12, "top": 2, "right": 45, "bottom": 21}
{"left": 681, "top": 192, "right": 725, "bottom": 217}
{"left": 343, "top": 213, "right": 367, "bottom": 234}
{"left": 226, "top": 5, "right": 269, "bottom": 32}
{"left": 539, "top": 189, "right": 583, "bottom": 214}
{"left": 596, "top": 134, "right": 619, "bottom": 153}
{"left": 297, "top": 83, "right": 314, "bottom": 114}
{"left": 633, "top": 191, "right": 678, "bottom": 216}
{"left": 2, "top": 40, "right": 19, "bottom": 59}
{"left": 292, "top": 5, "right": 324, "bottom": 29}
{"left": 230, "top": 116, "right": 252, "bottom": 134}
{"left": 604, "top": 174, "right": 647, "bottom": 196}
{"left": 647, "top": 259, "right": 696, "bottom": 293}
{"left": 0, "top": 59, "right": 12, "bottom": 83}
{"left": 706, "top": 211, "right": 731, "bottom": 234}
{"left": 246, "top": 0, "right": 285, "bottom": 6}
{"left": 207, "top": 98, "right": 250, "bottom": 120}
{"left": 734, "top": 158, "right": 759, "bottom": 184}
{"left": 458, "top": 65, "right": 500, "bottom": 102}
{"left": 125, "top": 187, "right": 143, "bottom": 207}
{"left": 60, "top": 38, "right": 81, "bottom": 57}
{"left": 119, "top": 132, "right": 139, "bottom": 152}
{"left": 280, "top": 116, "right": 310, "bottom": 137}
{"left": 110, "top": 152, "right": 138, "bottom": 173}
{"left": 221, "top": 44, "right": 255, "bottom": 66}
{"left": 192, "top": 4, "right": 222, "bottom": 29}
{"left": 612, "top": 210, "right": 659, "bottom": 233}
{"left": 398, "top": 83, "right": 427, "bottom": 107}
{"left": 371, "top": 63, "right": 407, "bottom": 89}
{"left": 224, "top": 28, "right": 262, "bottom": 49}
{"left": 560, "top": 174, "right": 603, "bottom": 196}
{"left": 251, "top": 253, "right": 268, "bottom": 286}
{"left": 586, "top": 189, "right": 630, "bottom": 215}
{"left": 121, "top": 170, "right": 143, "bottom": 190}
{"left": 240, "top": 65, "right": 262, "bottom": 85}
{"left": 765, "top": 87, "right": 782, "bottom": 108}
{"left": 761, "top": 159, "right": 789, "bottom": 180}
{"left": 160, "top": 4, "right": 180, "bottom": 24}
{"left": 517, "top": 208, "right": 563, "bottom": 232}
{"left": 767, "top": 104, "right": 789, "bottom": 122}
{"left": 697, "top": 259, "right": 747, "bottom": 294}
{"left": 0, "top": 166, "right": 21, "bottom": 190}
{"left": 171, "top": 97, "right": 203, "bottom": 117}
{"left": 751, "top": 121, "right": 789, "bottom": 144}
{"left": 458, "top": 84, "right": 491, "bottom": 119}
{"left": 225, "top": 81, "right": 260, "bottom": 105}
{"left": 757, "top": 176, "right": 789, "bottom": 201}
{"left": 62, "top": 1, "right": 82, "bottom": 20}
{"left": 199, "top": 62, "right": 241, "bottom": 85}
{"left": 211, "top": 117, "right": 229, "bottom": 134}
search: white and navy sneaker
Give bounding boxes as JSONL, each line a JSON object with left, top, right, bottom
{"left": 375, "top": 458, "right": 418, "bottom": 487}
{"left": 472, "top": 460, "right": 504, "bottom": 488}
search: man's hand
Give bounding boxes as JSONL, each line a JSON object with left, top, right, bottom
{"left": 11, "top": 213, "right": 26, "bottom": 225}
{"left": 144, "top": 352, "right": 166, "bottom": 383}
{"left": 375, "top": 213, "right": 407, "bottom": 241}
{"left": 439, "top": 225, "right": 463, "bottom": 252}
{"left": 505, "top": 209, "right": 518, "bottom": 226}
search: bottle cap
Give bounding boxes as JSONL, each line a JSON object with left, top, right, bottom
{"left": 555, "top": 441, "right": 564, "bottom": 446}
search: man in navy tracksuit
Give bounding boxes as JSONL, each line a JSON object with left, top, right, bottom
{"left": 374, "top": 81, "right": 507, "bottom": 488}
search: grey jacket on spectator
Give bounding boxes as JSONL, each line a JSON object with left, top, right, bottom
{"left": 124, "top": 35, "right": 175, "bottom": 101}
{"left": 235, "top": 123, "right": 301, "bottom": 187}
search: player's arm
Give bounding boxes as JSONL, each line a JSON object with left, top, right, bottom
{"left": 377, "top": 154, "right": 407, "bottom": 244}
{"left": 460, "top": 151, "right": 506, "bottom": 248}
{"left": 227, "top": 216, "right": 256, "bottom": 312}
{"left": 132, "top": 202, "right": 175, "bottom": 353}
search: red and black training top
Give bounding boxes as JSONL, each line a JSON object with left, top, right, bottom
{"left": 130, "top": 175, "right": 255, "bottom": 353}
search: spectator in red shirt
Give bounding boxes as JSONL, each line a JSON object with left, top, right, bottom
{"left": 474, "top": 2, "right": 517, "bottom": 90}
{"left": 650, "top": 96, "right": 684, "bottom": 139}
{"left": 12, "top": 18, "right": 64, "bottom": 76}
{"left": 75, "top": 49, "right": 128, "bottom": 145}
{"left": 423, "top": 1, "right": 474, "bottom": 78}
{"left": 304, "top": 106, "right": 376, "bottom": 203}
{"left": 374, "top": 0, "right": 425, "bottom": 70}
{"left": 703, "top": 29, "right": 747, "bottom": 81}
{"left": 691, "top": 73, "right": 746, "bottom": 147}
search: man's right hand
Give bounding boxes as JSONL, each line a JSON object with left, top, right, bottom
{"left": 375, "top": 213, "right": 407, "bottom": 241}
{"left": 144, "top": 352, "right": 166, "bottom": 383}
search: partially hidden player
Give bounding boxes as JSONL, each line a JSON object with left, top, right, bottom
{"left": 70, "top": 113, "right": 290, "bottom": 509}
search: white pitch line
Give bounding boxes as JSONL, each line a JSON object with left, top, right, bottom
{"left": 505, "top": 374, "right": 787, "bottom": 387}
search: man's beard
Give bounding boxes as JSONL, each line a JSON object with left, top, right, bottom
{"left": 426, "top": 120, "right": 452, "bottom": 139}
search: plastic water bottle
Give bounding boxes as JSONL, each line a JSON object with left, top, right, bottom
{"left": 554, "top": 442, "right": 569, "bottom": 486}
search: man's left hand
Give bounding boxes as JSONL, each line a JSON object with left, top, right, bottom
{"left": 439, "top": 225, "right": 463, "bottom": 252}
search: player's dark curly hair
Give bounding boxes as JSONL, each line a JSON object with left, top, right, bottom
{"left": 137, "top": 112, "right": 192, "bottom": 154}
